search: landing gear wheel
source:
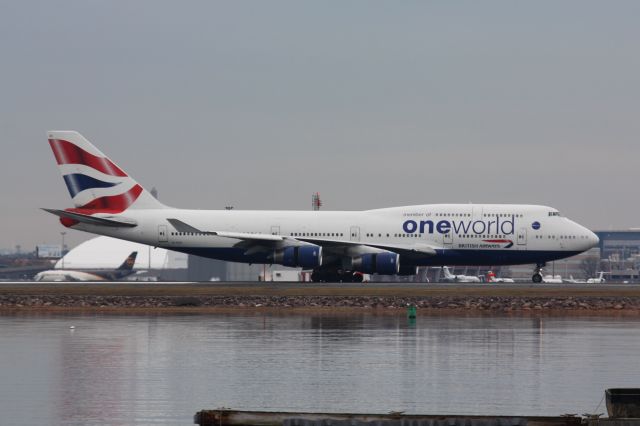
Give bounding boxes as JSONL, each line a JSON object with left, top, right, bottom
{"left": 352, "top": 272, "right": 364, "bottom": 283}
{"left": 532, "top": 262, "right": 545, "bottom": 284}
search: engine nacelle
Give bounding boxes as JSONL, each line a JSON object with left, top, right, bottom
{"left": 398, "top": 264, "right": 418, "bottom": 276}
{"left": 353, "top": 252, "right": 400, "bottom": 275}
{"left": 274, "top": 245, "right": 322, "bottom": 269}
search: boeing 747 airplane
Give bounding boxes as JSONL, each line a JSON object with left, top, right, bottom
{"left": 34, "top": 251, "right": 138, "bottom": 282}
{"left": 43, "top": 131, "right": 599, "bottom": 283}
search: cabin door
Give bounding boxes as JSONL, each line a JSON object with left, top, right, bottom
{"left": 350, "top": 226, "right": 360, "bottom": 242}
{"left": 443, "top": 231, "right": 453, "bottom": 246}
{"left": 472, "top": 205, "right": 483, "bottom": 221}
{"left": 158, "top": 225, "right": 168, "bottom": 243}
{"left": 517, "top": 227, "right": 527, "bottom": 246}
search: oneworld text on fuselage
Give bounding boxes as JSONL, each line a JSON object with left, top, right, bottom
{"left": 402, "top": 215, "right": 515, "bottom": 235}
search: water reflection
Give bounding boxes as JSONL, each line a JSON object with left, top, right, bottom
{"left": 1, "top": 312, "right": 639, "bottom": 425}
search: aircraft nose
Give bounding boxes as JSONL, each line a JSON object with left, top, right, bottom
{"left": 579, "top": 227, "right": 599, "bottom": 249}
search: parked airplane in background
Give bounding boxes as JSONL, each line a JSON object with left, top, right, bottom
{"left": 587, "top": 272, "right": 606, "bottom": 284}
{"left": 565, "top": 272, "right": 606, "bottom": 284}
{"left": 441, "top": 266, "right": 481, "bottom": 283}
{"left": 542, "top": 274, "right": 563, "bottom": 284}
{"left": 486, "top": 271, "right": 515, "bottom": 283}
{"left": 34, "top": 251, "right": 138, "bottom": 282}
{"left": 43, "top": 131, "right": 600, "bottom": 283}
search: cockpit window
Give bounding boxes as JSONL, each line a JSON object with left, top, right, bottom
{"left": 548, "top": 211, "right": 561, "bottom": 217}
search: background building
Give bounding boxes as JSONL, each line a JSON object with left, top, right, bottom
{"left": 595, "top": 230, "right": 640, "bottom": 281}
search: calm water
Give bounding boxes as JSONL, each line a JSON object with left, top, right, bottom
{"left": 1, "top": 312, "right": 639, "bottom": 425}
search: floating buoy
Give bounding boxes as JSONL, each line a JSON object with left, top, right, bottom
{"left": 69, "top": 326, "right": 75, "bottom": 329}
{"left": 407, "top": 304, "right": 417, "bottom": 319}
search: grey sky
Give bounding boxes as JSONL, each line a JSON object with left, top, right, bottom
{"left": 1, "top": 1, "right": 639, "bottom": 250}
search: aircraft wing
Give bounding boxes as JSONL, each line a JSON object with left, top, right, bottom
{"left": 166, "top": 219, "right": 438, "bottom": 258}
{"left": 167, "top": 219, "right": 286, "bottom": 243}
{"left": 296, "top": 237, "right": 438, "bottom": 258}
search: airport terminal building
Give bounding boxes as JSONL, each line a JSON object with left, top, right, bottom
{"left": 595, "top": 230, "right": 640, "bottom": 281}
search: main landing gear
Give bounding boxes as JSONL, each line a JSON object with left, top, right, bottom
{"left": 311, "top": 269, "right": 364, "bottom": 283}
{"left": 532, "top": 263, "right": 545, "bottom": 283}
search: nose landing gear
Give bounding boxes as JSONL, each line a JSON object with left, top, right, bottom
{"left": 532, "top": 263, "right": 545, "bottom": 283}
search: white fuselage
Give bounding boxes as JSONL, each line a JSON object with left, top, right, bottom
{"left": 34, "top": 270, "right": 107, "bottom": 282}
{"left": 68, "top": 203, "right": 599, "bottom": 268}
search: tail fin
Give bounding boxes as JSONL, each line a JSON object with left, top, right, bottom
{"left": 47, "top": 131, "right": 166, "bottom": 212}
{"left": 117, "top": 252, "right": 138, "bottom": 271}
{"left": 442, "top": 266, "right": 454, "bottom": 278}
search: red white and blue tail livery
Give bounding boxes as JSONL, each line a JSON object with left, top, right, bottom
{"left": 44, "top": 131, "right": 599, "bottom": 283}
{"left": 48, "top": 131, "right": 164, "bottom": 213}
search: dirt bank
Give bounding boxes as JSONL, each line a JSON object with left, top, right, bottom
{"left": 1, "top": 293, "right": 639, "bottom": 314}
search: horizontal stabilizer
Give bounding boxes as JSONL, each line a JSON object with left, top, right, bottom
{"left": 42, "top": 208, "right": 138, "bottom": 228}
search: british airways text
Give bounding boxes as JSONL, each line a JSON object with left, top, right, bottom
{"left": 402, "top": 215, "right": 515, "bottom": 235}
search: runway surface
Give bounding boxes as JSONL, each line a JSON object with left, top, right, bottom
{"left": 1, "top": 281, "right": 639, "bottom": 298}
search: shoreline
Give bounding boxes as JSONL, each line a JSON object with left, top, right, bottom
{"left": 2, "top": 282, "right": 640, "bottom": 315}
{"left": 2, "top": 305, "right": 640, "bottom": 316}
{"left": 2, "top": 293, "right": 640, "bottom": 315}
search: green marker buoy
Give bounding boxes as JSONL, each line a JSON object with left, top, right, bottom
{"left": 407, "top": 304, "right": 417, "bottom": 319}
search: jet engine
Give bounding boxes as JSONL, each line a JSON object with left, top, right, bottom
{"left": 352, "top": 252, "right": 400, "bottom": 275}
{"left": 274, "top": 245, "right": 323, "bottom": 269}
